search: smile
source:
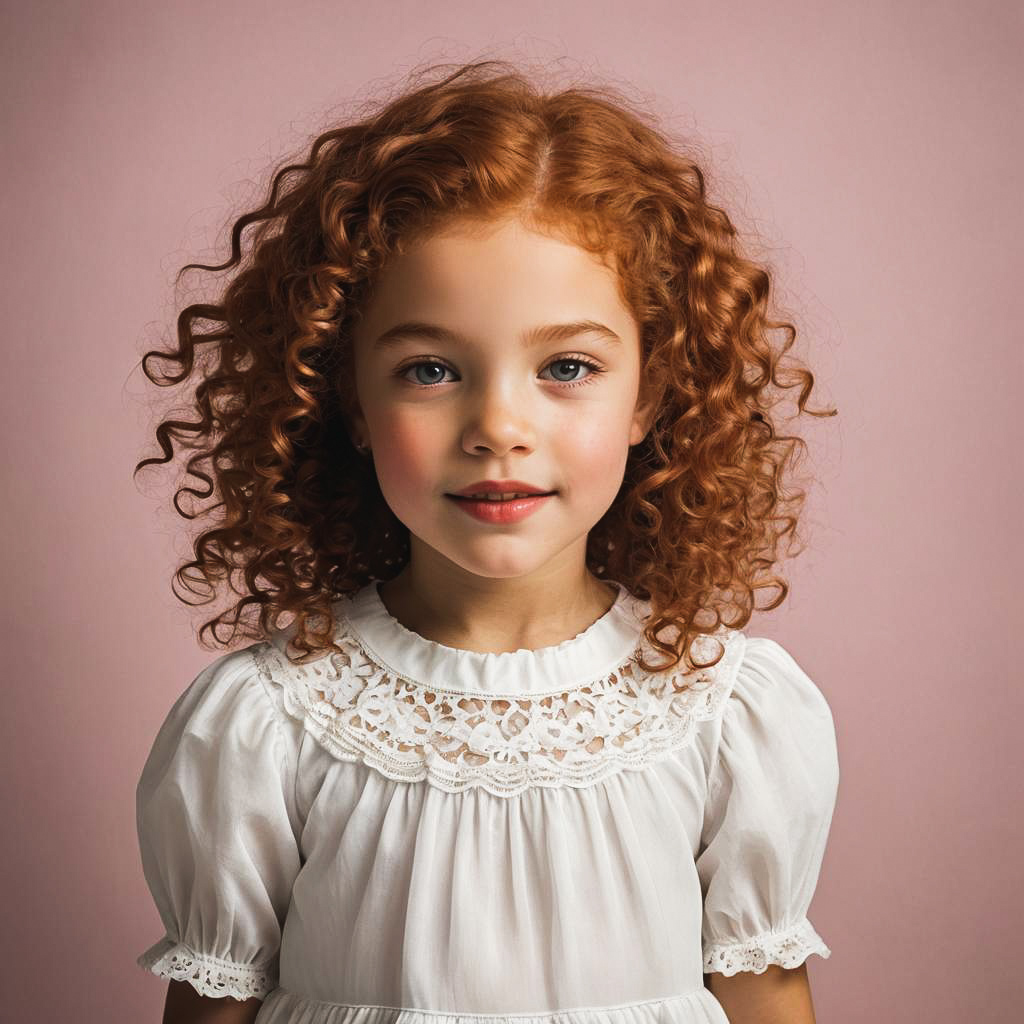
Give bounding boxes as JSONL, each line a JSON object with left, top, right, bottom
{"left": 445, "top": 493, "right": 555, "bottom": 524}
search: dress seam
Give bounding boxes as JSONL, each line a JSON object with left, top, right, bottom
{"left": 270, "top": 985, "right": 713, "bottom": 1016}
{"left": 247, "top": 646, "right": 303, "bottom": 831}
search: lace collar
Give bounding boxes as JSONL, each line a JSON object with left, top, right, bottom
{"left": 253, "top": 582, "right": 746, "bottom": 795}
{"left": 336, "top": 578, "right": 648, "bottom": 696}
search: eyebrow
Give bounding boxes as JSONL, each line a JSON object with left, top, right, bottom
{"left": 371, "top": 319, "right": 622, "bottom": 350}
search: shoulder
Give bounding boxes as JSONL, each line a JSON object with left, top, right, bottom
{"left": 703, "top": 634, "right": 839, "bottom": 801}
{"left": 680, "top": 631, "right": 835, "bottom": 726}
{"left": 727, "top": 635, "right": 837, "bottom": 728}
{"left": 655, "top": 631, "right": 832, "bottom": 724}
{"left": 634, "top": 623, "right": 830, "bottom": 722}
{"left": 142, "top": 639, "right": 304, "bottom": 769}
{"left": 137, "top": 641, "right": 299, "bottom": 809}
{"left": 157, "top": 643, "right": 275, "bottom": 728}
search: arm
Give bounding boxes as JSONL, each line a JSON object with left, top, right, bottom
{"left": 705, "top": 962, "right": 818, "bottom": 1024}
{"left": 161, "top": 980, "right": 263, "bottom": 1024}
{"left": 136, "top": 653, "right": 303, "bottom": 1024}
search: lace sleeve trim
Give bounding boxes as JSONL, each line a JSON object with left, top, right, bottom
{"left": 136, "top": 935, "right": 277, "bottom": 1000}
{"left": 250, "top": 626, "right": 746, "bottom": 797}
{"left": 702, "top": 918, "right": 832, "bottom": 976}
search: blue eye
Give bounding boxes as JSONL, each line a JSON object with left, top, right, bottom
{"left": 543, "top": 358, "right": 599, "bottom": 383}
{"left": 405, "top": 362, "right": 450, "bottom": 386}
{"left": 398, "top": 356, "right": 606, "bottom": 389}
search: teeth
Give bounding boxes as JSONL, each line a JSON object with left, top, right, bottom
{"left": 466, "top": 491, "right": 539, "bottom": 500}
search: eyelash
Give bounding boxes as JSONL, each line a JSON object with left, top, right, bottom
{"left": 395, "top": 354, "right": 607, "bottom": 390}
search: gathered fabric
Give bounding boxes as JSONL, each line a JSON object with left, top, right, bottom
{"left": 136, "top": 579, "right": 839, "bottom": 1022}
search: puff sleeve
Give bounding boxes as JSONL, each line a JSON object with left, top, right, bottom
{"left": 135, "top": 646, "right": 303, "bottom": 1000}
{"left": 696, "top": 637, "right": 840, "bottom": 977}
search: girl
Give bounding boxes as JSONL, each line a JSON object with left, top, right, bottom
{"left": 134, "top": 59, "right": 840, "bottom": 1024}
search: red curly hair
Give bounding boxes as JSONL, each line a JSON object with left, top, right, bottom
{"left": 134, "top": 58, "right": 836, "bottom": 675}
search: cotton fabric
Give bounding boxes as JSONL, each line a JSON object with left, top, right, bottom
{"left": 136, "top": 579, "right": 839, "bottom": 1023}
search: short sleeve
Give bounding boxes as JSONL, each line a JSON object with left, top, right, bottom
{"left": 696, "top": 637, "right": 840, "bottom": 977}
{"left": 135, "top": 646, "right": 303, "bottom": 1000}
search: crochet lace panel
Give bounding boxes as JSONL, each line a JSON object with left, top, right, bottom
{"left": 251, "top": 626, "right": 746, "bottom": 798}
{"left": 137, "top": 936, "right": 276, "bottom": 1000}
{"left": 703, "top": 918, "right": 832, "bottom": 976}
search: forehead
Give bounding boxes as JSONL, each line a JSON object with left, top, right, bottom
{"left": 362, "top": 217, "right": 628, "bottom": 322}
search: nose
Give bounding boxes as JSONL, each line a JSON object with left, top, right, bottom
{"left": 458, "top": 386, "right": 539, "bottom": 456}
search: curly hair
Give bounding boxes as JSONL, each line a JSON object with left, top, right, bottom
{"left": 134, "top": 57, "right": 837, "bottom": 676}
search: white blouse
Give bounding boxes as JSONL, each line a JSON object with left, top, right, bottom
{"left": 136, "top": 579, "right": 840, "bottom": 1024}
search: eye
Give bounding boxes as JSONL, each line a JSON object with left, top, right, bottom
{"left": 540, "top": 356, "right": 605, "bottom": 387}
{"left": 400, "top": 361, "right": 453, "bottom": 387}
{"left": 396, "top": 355, "right": 606, "bottom": 389}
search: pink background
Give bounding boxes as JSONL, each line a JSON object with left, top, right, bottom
{"left": 2, "top": 2, "right": 1019, "bottom": 1021}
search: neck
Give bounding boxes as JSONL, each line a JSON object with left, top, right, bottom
{"left": 375, "top": 562, "right": 618, "bottom": 655}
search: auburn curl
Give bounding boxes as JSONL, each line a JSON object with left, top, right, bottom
{"left": 134, "top": 58, "right": 837, "bottom": 676}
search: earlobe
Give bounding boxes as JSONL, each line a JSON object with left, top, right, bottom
{"left": 348, "top": 423, "right": 372, "bottom": 456}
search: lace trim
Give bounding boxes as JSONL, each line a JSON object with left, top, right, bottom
{"left": 702, "top": 918, "right": 831, "bottom": 976}
{"left": 137, "top": 935, "right": 276, "bottom": 1000}
{"left": 251, "top": 626, "right": 746, "bottom": 797}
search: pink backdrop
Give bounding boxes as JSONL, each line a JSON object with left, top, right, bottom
{"left": 2, "top": 2, "right": 1019, "bottom": 1021}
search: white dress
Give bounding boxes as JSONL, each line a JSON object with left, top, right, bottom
{"left": 136, "top": 579, "right": 840, "bottom": 1024}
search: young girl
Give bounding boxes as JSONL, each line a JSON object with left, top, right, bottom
{"left": 134, "top": 59, "right": 840, "bottom": 1024}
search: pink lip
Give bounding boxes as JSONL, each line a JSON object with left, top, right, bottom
{"left": 450, "top": 479, "right": 553, "bottom": 497}
{"left": 446, "top": 493, "right": 554, "bottom": 524}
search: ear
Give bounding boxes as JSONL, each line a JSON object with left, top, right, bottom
{"left": 338, "top": 372, "right": 370, "bottom": 448}
{"left": 346, "top": 406, "right": 369, "bottom": 446}
{"left": 629, "top": 376, "right": 663, "bottom": 447}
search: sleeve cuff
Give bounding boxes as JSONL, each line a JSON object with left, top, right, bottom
{"left": 702, "top": 917, "right": 831, "bottom": 977}
{"left": 136, "top": 935, "right": 278, "bottom": 1000}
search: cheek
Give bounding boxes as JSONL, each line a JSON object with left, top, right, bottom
{"left": 370, "top": 415, "right": 438, "bottom": 499}
{"left": 558, "top": 409, "right": 631, "bottom": 477}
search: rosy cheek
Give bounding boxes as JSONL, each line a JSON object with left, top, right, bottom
{"left": 372, "top": 418, "right": 437, "bottom": 499}
{"left": 567, "top": 417, "right": 626, "bottom": 471}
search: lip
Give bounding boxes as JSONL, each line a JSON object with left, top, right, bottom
{"left": 446, "top": 493, "right": 554, "bottom": 524}
{"left": 447, "top": 479, "right": 555, "bottom": 498}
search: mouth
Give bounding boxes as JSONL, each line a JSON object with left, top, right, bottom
{"left": 445, "top": 490, "right": 556, "bottom": 523}
{"left": 446, "top": 491, "right": 557, "bottom": 502}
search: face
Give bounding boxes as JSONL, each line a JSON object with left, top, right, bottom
{"left": 347, "top": 214, "right": 656, "bottom": 583}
